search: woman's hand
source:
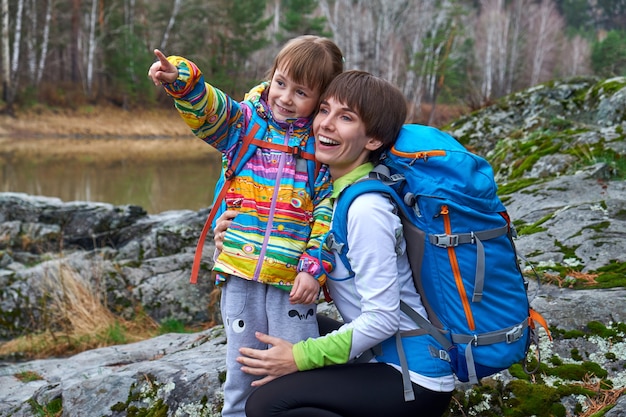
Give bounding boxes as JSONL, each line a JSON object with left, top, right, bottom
{"left": 213, "top": 210, "right": 238, "bottom": 252}
{"left": 238, "top": 332, "right": 297, "bottom": 387}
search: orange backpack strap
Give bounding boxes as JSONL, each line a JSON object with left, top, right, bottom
{"left": 529, "top": 308, "right": 552, "bottom": 340}
{"left": 189, "top": 124, "right": 261, "bottom": 284}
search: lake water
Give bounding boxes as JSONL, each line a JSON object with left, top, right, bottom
{"left": 0, "top": 152, "right": 223, "bottom": 214}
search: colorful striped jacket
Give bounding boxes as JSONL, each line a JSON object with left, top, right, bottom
{"left": 163, "top": 56, "right": 333, "bottom": 289}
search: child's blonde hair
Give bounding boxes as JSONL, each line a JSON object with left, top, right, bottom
{"left": 266, "top": 35, "right": 344, "bottom": 95}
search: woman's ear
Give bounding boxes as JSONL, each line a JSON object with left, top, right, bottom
{"left": 365, "top": 137, "right": 384, "bottom": 152}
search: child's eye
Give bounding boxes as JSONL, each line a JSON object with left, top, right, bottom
{"left": 276, "top": 80, "right": 285, "bottom": 87}
{"left": 296, "top": 89, "right": 307, "bottom": 97}
{"left": 341, "top": 114, "right": 353, "bottom": 122}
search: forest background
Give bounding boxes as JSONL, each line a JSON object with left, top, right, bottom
{"left": 1, "top": 0, "right": 626, "bottom": 127}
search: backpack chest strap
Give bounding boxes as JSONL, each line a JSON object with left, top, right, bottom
{"left": 429, "top": 224, "right": 509, "bottom": 303}
{"left": 248, "top": 138, "right": 316, "bottom": 161}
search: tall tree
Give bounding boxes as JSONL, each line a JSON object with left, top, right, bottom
{"left": 86, "top": 0, "right": 98, "bottom": 97}
{"left": 527, "top": 0, "right": 564, "bottom": 86}
{"left": 1, "top": 0, "right": 13, "bottom": 114}
{"left": 35, "top": 0, "right": 53, "bottom": 87}
{"left": 278, "top": 0, "right": 328, "bottom": 40}
{"left": 159, "top": 0, "right": 181, "bottom": 51}
{"left": 591, "top": 30, "right": 626, "bottom": 77}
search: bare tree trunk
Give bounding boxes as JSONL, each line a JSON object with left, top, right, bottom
{"left": 528, "top": 0, "right": 563, "bottom": 86}
{"left": 160, "top": 0, "right": 181, "bottom": 51}
{"left": 505, "top": 0, "right": 525, "bottom": 94}
{"left": 35, "top": 0, "right": 53, "bottom": 86}
{"left": 26, "top": 0, "right": 36, "bottom": 80}
{"left": 10, "top": 0, "right": 24, "bottom": 79}
{"left": 1, "top": 0, "right": 14, "bottom": 114}
{"left": 86, "top": 0, "right": 98, "bottom": 97}
{"left": 71, "top": 0, "right": 81, "bottom": 82}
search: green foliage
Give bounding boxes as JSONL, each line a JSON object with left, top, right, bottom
{"left": 101, "top": 11, "right": 157, "bottom": 107}
{"left": 591, "top": 30, "right": 626, "bottom": 77}
{"left": 158, "top": 318, "right": 191, "bottom": 334}
{"left": 102, "top": 321, "right": 128, "bottom": 345}
{"left": 195, "top": 0, "right": 271, "bottom": 97}
{"left": 556, "top": 0, "right": 594, "bottom": 33}
{"left": 14, "top": 370, "right": 44, "bottom": 382}
{"left": 278, "top": 0, "right": 330, "bottom": 40}
{"left": 27, "top": 398, "right": 63, "bottom": 417}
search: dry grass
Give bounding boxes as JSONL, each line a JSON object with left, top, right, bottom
{"left": 0, "top": 105, "right": 214, "bottom": 164}
{"left": 0, "top": 262, "right": 159, "bottom": 360}
{"left": 578, "top": 375, "right": 626, "bottom": 417}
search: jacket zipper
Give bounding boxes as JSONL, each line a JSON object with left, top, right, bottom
{"left": 253, "top": 123, "right": 293, "bottom": 280}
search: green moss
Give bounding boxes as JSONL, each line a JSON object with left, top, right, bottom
{"left": 570, "top": 348, "right": 583, "bottom": 361}
{"left": 547, "top": 361, "right": 608, "bottom": 380}
{"left": 505, "top": 380, "right": 566, "bottom": 417}
{"left": 517, "top": 212, "right": 554, "bottom": 236}
{"left": 497, "top": 178, "right": 539, "bottom": 195}
{"left": 563, "top": 329, "right": 585, "bottom": 339}
{"left": 595, "top": 260, "right": 626, "bottom": 288}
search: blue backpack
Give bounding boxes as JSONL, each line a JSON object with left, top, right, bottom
{"left": 327, "top": 124, "right": 550, "bottom": 386}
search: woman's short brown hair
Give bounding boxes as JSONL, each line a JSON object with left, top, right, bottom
{"left": 321, "top": 70, "right": 407, "bottom": 162}
{"left": 266, "top": 35, "right": 344, "bottom": 95}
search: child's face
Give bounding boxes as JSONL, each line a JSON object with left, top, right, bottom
{"left": 313, "top": 96, "right": 382, "bottom": 179}
{"left": 267, "top": 67, "right": 320, "bottom": 123}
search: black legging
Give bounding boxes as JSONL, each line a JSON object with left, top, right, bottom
{"left": 245, "top": 362, "right": 452, "bottom": 417}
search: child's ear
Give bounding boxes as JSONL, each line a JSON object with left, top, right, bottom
{"left": 365, "top": 137, "right": 384, "bottom": 152}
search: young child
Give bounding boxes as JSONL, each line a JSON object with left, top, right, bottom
{"left": 147, "top": 36, "right": 343, "bottom": 417}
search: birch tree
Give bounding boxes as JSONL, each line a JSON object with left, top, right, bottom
{"left": 35, "top": 0, "right": 53, "bottom": 86}
{"left": 159, "top": 0, "right": 181, "bottom": 51}
{"left": 10, "top": 0, "right": 24, "bottom": 81}
{"left": 527, "top": 0, "right": 564, "bottom": 86}
{"left": 1, "top": 0, "right": 11, "bottom": 112}
{"left": 561, "top": 35, "right": 591, "bottom": 76}
{"left": 86, "top": 0, "right": 98, "bottom": 97}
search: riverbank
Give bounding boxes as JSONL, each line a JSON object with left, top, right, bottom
{"left": 0, "top": 106, "right": 212, "bottom": 163}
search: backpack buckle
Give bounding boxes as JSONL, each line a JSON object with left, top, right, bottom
{"left": 326, "top": 233, "right": 345, "bottom": 253}
{"left": 506, "top": 325, "right": 524, "bottom": 343}
{"left": 433, "top": 234, "right": 459, "bottom": 248}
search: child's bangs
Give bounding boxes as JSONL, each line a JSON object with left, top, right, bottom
{"left": 280, "top": 55, "right": 328, "bottom": 91}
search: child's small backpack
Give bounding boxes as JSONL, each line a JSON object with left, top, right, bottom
{"left": 327, "top": 124, "right": 550, "bottom": 390}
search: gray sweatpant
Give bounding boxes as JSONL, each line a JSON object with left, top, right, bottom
{"left": 220, "top": 276, "right": 319, "bottom": 417}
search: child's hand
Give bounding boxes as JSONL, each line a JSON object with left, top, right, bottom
{"left": 289, "top": 272, "right": 320, "bottom": 305}
{"left": 147, "top": 49, "right": 178, "bottom": 85}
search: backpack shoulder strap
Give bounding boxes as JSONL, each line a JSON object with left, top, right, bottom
{"left": 329, "top": 175, "right": 408, "bottom": 279}
{"left": 189, "top": 124, "right": 261, "bottom": 284}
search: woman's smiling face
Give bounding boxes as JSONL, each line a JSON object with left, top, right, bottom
{"left": 313, "top": 96, "right": 382, "bottom": 179}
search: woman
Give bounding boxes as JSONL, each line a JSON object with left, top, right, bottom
{"left": 220, "top": 70, "right": 455, "bottom": 417}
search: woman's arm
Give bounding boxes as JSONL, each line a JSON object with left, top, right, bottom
{"left": 238, "top": 193, "right": 404, "bottom": 385}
